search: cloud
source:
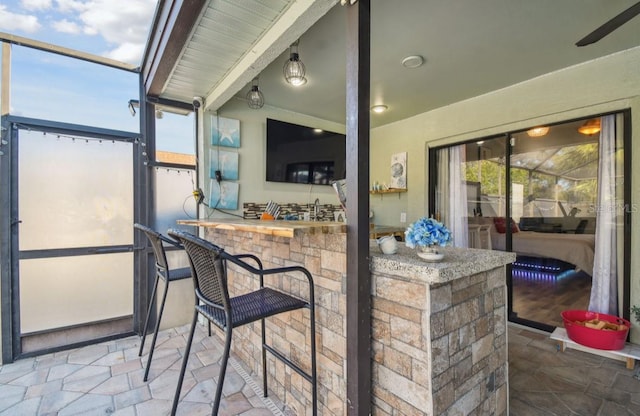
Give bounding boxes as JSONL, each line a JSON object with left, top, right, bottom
{"left": 55, "top": 0, "right": 156, "bottom": 64}
{"left": 104, "top": 42, "right": 144, "bottom": 65}
{"left": 52, "top": 18, "right": 81, "bottom": 34}
{"left": 83, "top": 25, "right": 97, "bottom": 36}
{"left": 3, "top": 0, "right": 157, "bottom": 64}
{"left": 21, "top": 0, "right": 53, "bottom": 11}
{"left": 55, "top": 0, "right": 85, "bottom": 13}
{"left": 0, "top": 5, "right": 41, "bottom": 33}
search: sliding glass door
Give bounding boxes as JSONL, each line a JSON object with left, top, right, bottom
{"left": 430, "top": 112, "right": 630, "bottom": 331}
{"left": 509, "top": 121, "right": 597, "bottom": 328}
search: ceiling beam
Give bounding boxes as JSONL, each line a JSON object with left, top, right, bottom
{"left": 142, "top": 0, "right": 207, "bottom": 97}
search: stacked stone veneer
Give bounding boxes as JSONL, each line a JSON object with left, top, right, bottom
{"left": 371, "top": 265, "right": 508, "bottom": 415}
{"left": 204, "top": 226, "right": 509, "bottom": 415}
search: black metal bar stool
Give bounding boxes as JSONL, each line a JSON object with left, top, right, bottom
{"left": 168, "top": 229, "right": 317, "bottom": 416}
{"left": 134, "top": 223, "right": 192, "bottom": 382}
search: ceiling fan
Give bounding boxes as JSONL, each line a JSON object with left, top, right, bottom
{"left": 576, "top": 1, "right": 640, "bottom": 46}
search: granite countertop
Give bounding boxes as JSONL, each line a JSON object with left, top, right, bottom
{"left": 369, "top": 241, "right": 516, "bottom": 284}
{"left": 177, "top": 218, "right": 346, "bottom": 238}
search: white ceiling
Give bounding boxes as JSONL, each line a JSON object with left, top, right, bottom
{"left": 157, "top": 0, "right": 640, "bottom": 128}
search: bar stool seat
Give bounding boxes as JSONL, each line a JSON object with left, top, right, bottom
{"left": 202, "top": 287, "right": 307, "bottom": 328}
{"left": 168, "top": 229, "right": 317, "bottom": 416}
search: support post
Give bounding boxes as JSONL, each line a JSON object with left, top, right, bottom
{"left": 345, "top": 1, "right": 371, "bottom": 415}
{"left": 133, "top": 77, "right": 154, "bottom": 335}
{"left": 1, "top": 43, "right": 10, "bottom": 116}
{"left": 0, "top": 43, "right": 14, "bottom": 362}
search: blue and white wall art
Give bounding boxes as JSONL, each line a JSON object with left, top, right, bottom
{"left": 211, "top": 116, "right": 240, "bottom": 148}
{"left": 210, "top": 149, "right": 239, "bottom": 181}
{"left": 209, "top": 180, "right": 239, "bottom": 210}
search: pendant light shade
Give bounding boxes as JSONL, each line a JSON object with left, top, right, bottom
{"left": 283, "top": 40, "right": 307, "bottom": 86}
{"left": 526, "top": 126, "right": 549, "bottom": 137}
{"left": 246, "top": 77, "right": 264, "bottom": 109}
{"left": 578, "top": 118, "right": 601, "bottom": 135}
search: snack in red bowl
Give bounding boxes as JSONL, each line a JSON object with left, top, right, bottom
{"left": 561, "top": 310, "right": 630, "bottom": 350}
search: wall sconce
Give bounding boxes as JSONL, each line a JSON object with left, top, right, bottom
{"left": 283, "top": 40, "right": 307, "bottom": 86}
{"left": 246, "top": 77, "right": 264, "bottom": 109}
{"left": 526, "top": 126, "right": 549, "bottom": 137}
{"left": 578, "top": 118, "right": 601, "bottom": 135}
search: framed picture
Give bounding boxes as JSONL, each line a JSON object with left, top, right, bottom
{"left": 209, "top": 180, "right": 239, "bottom": 210}
{"left": 211, "top": 116, "right": 240, "bottom": 148}
{"left": 390, "top": 152, "right": 407, "bottom": 189}
{"left": 210, "top": 149, "right": 239, "bottom": 180}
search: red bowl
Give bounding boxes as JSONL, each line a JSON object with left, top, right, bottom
{"left": 561, "top": 310, "right": 630, "bottom": 351}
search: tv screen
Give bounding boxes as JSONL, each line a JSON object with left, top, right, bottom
{"left": 266, "top": 118, "right": 346, "bottom": 185}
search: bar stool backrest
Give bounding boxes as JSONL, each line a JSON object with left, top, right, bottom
{"left": 134, "top": 223, "right": 170, "bottom": 276}
{"left": 170, "top": 231, "right": 231, "bottom": 315}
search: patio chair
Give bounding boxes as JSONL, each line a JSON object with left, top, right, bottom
{"left": 167, "top": 229, "right": 317, "bottom": 416}
{"left": 134, "top": 223, "right": 193, "bottom": 382}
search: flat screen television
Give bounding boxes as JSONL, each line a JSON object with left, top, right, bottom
{"left": 266, "top": 118, "right": 346, "bottom": 185}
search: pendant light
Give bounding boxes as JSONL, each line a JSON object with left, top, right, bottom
{"left": 578, "top": 118, "right": 601, "bottom": 136}
{"left": 246, "top": 77, "right": 264, "bottom": 109}
{"left": 283, "top": 40, "right": 307, "bottom": 86}
{"left": 526, "top": 126, "right": 549, "bottom": 137}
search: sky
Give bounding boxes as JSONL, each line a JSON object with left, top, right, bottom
{"left": 0, "top": 0, "right": 156, "bottom": 65}
{"left": 0, "top": 0, "right": 194, "bottom": 153}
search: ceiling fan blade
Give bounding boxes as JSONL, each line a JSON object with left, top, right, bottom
{"left": 576, "top": 1, "right": 640, "bottom": 46}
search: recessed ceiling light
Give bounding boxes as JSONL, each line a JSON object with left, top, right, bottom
{"left": 371, "top": 105, "right": 388, "bottom": 113}
{"left": 401, "top": 55, "right": 424, "bottom": 68}
{"left": 313, "top": 128, "right": 323, "bottom": 133}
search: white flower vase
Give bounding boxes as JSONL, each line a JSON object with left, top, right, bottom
{"left": 416, "top": 245, "right": 445, "bottom": 262}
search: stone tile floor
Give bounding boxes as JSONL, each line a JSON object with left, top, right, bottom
{"left": 509, "top": 325, "right": 640, "bottom": 415}
{"left": 0, "top": 323, "right": 639, "bottom": 415}
{"left": 0, "top": 323, "right": 285, "bottom": 416}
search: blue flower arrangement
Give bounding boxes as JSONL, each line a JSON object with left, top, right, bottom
{"left": 404, "top": 217, "right": 452, "bottom": 248}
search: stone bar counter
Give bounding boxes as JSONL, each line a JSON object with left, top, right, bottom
{"left": 177, "top": 219, "right": 515, "bottom": 415}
